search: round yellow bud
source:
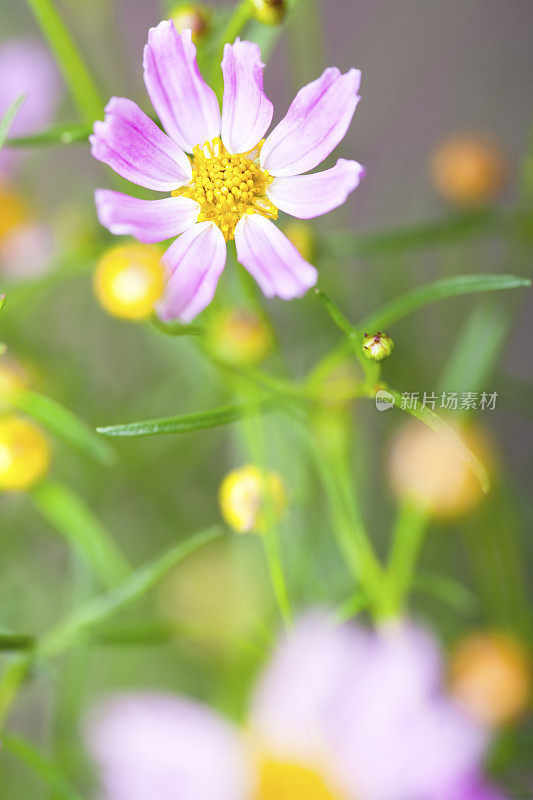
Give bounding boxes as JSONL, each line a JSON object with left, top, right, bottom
{"left": 251, "top": 0, "right": 286, "bottom": 25}
{"left": 0, "top": 415, "right": 50, "bottom": 491}
{"left": 170, "top": 3, "right": 211, "bottom": 41}
{"left": 450, "top": 632, "right": 531, "bottom": 727}
{"left": 0, "top": 357, "right": 28, "bottom": 411}
{"left": 206, "top": 308, "right": 273, "bottom": 367}
{"left": 387, "top": 422, "right": 489, "bottom": 518}
{"left": 219, "top": 464, "right": 286, "bottom": 533}
{"left": 156, "top": 541, "right": 268, "bottom": 650}
{"left": 283, "top": 222, "right": 316, "bottom": 262}
{"left": 362, "top": 331, "right": 394, "bottom": 362}
{"left": 93, "top": 244, "right": 164, "bottom": 320}
{"left": 429, "top": 132, "right": 508, "bottom": 207}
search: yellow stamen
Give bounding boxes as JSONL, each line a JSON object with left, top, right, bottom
{"left": 256, "top": 759, "right": 345, "bottom": 800}
{"left": 174, "top": 138, "right": 278, "bottom": 241}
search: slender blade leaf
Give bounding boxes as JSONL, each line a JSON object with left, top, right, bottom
{"left": 39, "top": 525, "right": 222, "bottom": 657}
{"left": 30, "top": 480, "right": 130, "bottom": 587}
{"left": 0, "top": 95, "right": 25, "bottom": 151}
{"left": 7, "top": 121, "right": 91, "bottom": 148}
{"left": 360, "top": 274, "right": 530, "bottom": 332}
{"left": 97, "top": 401, "right": 278, "bottom": 438}
{"left": 14, "top": 390, "right": 115, "bottom": 465}
{"left": 2, "top": 735, "right": 85, "bottom": 800}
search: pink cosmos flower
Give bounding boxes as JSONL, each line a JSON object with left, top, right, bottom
{"left": 85, "top": 613, "right": 505, "bottom": 800}
{"left": 0, "top": 39, "right": 61, "bottom": 174}
{"left": 90, "top": 20, "right": 365, "bottom": 322}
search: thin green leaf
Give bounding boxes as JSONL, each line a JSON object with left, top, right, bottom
{"left": 438, "top": 303, "right": 511, "bottom": 395}
{"left": 97, "top": 400, "right": 278, "bottom": 438}
{"left": 320, "top": 209, "right": 505, "bottom": 259}
{"left": 7, "top": 121, "right": 92, "bottom": 148}
{"left": 387, "top": 387, "right": 491, "bottom": 493}
{"left": 30, "top": 480, "right": 130, "bottom": 587}
{"left": 359, "top": 274, "right": 531, "bottom": 332}
{"left": 2, "top": 735, "right": 85, "bottom": 800}
{"left": 413, "top": 572, "right": 478, "bottom": 614}
{"left": 25, "top": 0, "right": 103, "bottom": 121}
{"left": 14, "top": 390, "right": 115, "bottom": 465}
{"left": 0, "top": 95, "right": 25, "bottom": 151}
{"left": 39, "top": 525, "right": 222, "bottom": 657}
{"left": 0, "top": 633, "right": 35, "bottom": 651}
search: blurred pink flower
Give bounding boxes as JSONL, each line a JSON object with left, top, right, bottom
{"left": 90, "top": 20, "right": 365, "bottom": 322}
{"left": 0, "top": 39, "right": 61, "bottom": 173}
{"left": 85, "top": 613, "right": 504, "bottom": 800}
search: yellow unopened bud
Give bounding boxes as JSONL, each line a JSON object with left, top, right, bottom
{"left": 362, "top": 331, "right": 394, "bottom": 361}
{"left": 93, "top": 244, "right": 164, "bottom": 320}
{"left": 219, "top": 464, "right": 286, "bottom": 533}
{"left": 251, "top": 0, "right": 286, "bottom": 25}
{"left": 0, "top": 415, "right": 50, "bottom": 491}
{"left": 387, "top": 422, "right": 490, "bottom": 517}
{"left": 206, "top": 308, "right": 273, "bottom": 367}
{"left": 450, "top": 632, "right": 531, "bottom": 727}
{"left": 283, "top": 222, "right": 315, "bottom": 262}
{"left": 0, "top": 356, "right": 28, "bottom": 411}
{"left": 170, "top": 3, "right": 211, "bottom": 41}
{"left": 430, "top": 132, "right": 508, "bottom": 207}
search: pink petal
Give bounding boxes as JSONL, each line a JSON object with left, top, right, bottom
{"left": 157, "top": 222, "right": 227, "bottom": 322}
{"left": 234, "top": 214, "right": 317, "bottom": 299}
{"left": 260, "top": 67, "right": 361, "bottom": 177}
{"left": 143, "top": 21, "right": 220, "bottom": 152}
{"left": 94, "top": 190, "right": 199, "bottom": 243}
{"left": 266, "top": 159, "right": 365, "bottom": 219}
{"left": 221, "top": 39, "right": 273, "bottom": 155}
{"left": 85, "top": 693, "right": 249, "bottom": 800}
{"left": 90, "top": 97, "right": 192, "bottom": 191}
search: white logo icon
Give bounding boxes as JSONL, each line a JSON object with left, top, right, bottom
{"left": 375, "top": 390, "right": 395, "bottom": 411}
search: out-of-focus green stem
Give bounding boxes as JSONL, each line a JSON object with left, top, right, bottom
{"left": 0, "top": 654, "right": 31, "bottom": 730}
{"left": 386, "top": 501, "right": 429, "bottom": 614}
{"left": 25, "top": 0, "right": 104, "bottom": 121}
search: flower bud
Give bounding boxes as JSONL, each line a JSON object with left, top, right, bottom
{"left": 450, "top": 632, "right": 531, "bottom": 727}
{"left": 170, "top": 3, "right": 211, "bottom": 42}
{"left": 0, "top": 415, "right": 50, "bottom": 491}
{"left": 387, "top": 421, "right": 490, "bottom": 517}
{"left": 93, "top": 243, "right": 164, "bottom": 321}
{"left": 206, "top": 308, "right": 273, "bottom": 367}
{"left": 219, "top": 464, "right": 286, "bottom": 533}
{"left": 251, "top": 0, "right": 286, "bottom": 26}
{"left": 0, "top": 355, "right": 28, "bottom": 411}
{"left": 362, "top": 331, "right": 394, "bottom": 361}
{"left": 283, "top": 221, "right": 315, "bottom": 262}
{"left": 429, "top": 132, "right": 508, "bottom": 207}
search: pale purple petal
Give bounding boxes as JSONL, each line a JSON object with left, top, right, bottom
{"left": 143, "top": 21, "right": 220, "bottom": 152}
{"left": 221, "top": 39, "right": 273, "bottom": 155}
{"left": 90, "top": 97, "right": 192, "bottom": 192}
{"left": 157, "top": 222, "right": 226, "bottom": 322}
{"left": 95, "top": 190, "right": 200, "bottom": 243}
{"left": 260, "top": 67, "right": 361, "bottom": 177}
{"left": 446, "top": 776, "right": 509, "bottom": 800}
{"left": 234, "top": 214, "right": 317, "bottom": 299}
{"left": 85, "top": 693, "right": 249, "bottom": 800}
{"left": 0, "top": 39, "right": 61, "bottom": 173}
{"left": 266, "top": 159, "right": 365, "bottom": 219}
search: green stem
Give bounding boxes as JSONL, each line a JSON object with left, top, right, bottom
{"left": 386, "top": 501, "right": 429, "bottom": 614}
{"left": 0, "top": 654, "right": 32, "bottom": 730}
{"left": 25, "top": 0, "right": 103, "bottom": 121}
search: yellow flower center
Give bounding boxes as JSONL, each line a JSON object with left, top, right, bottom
{"left": 174, "top": 138, "right": 278, "bottom": 241}
{"left": 255, "top": 759, "right": 344, "bottom": 800}
{"left": 93, "top": 244, "right": 164, "bottom": 320}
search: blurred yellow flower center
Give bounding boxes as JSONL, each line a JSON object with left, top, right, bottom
{"left": 219, "top": 464, "right": 286, "bottom": 533}
{"left": 0, "top": 415, "right": 50, "bottom": 491}
{"left": 93, "top": 244, "right": 164, "bottom": 320}
{"left": 175, "top": 138, "right": 278, "bottom": 241}
{"left": 0, "top": 181, "right": 30, "bottom": 240}
{"left": 256, "top": 759, "right": 344, "bottom": 800}
{"left": 207, "top": 309, "right": 273, "bottom": 367}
